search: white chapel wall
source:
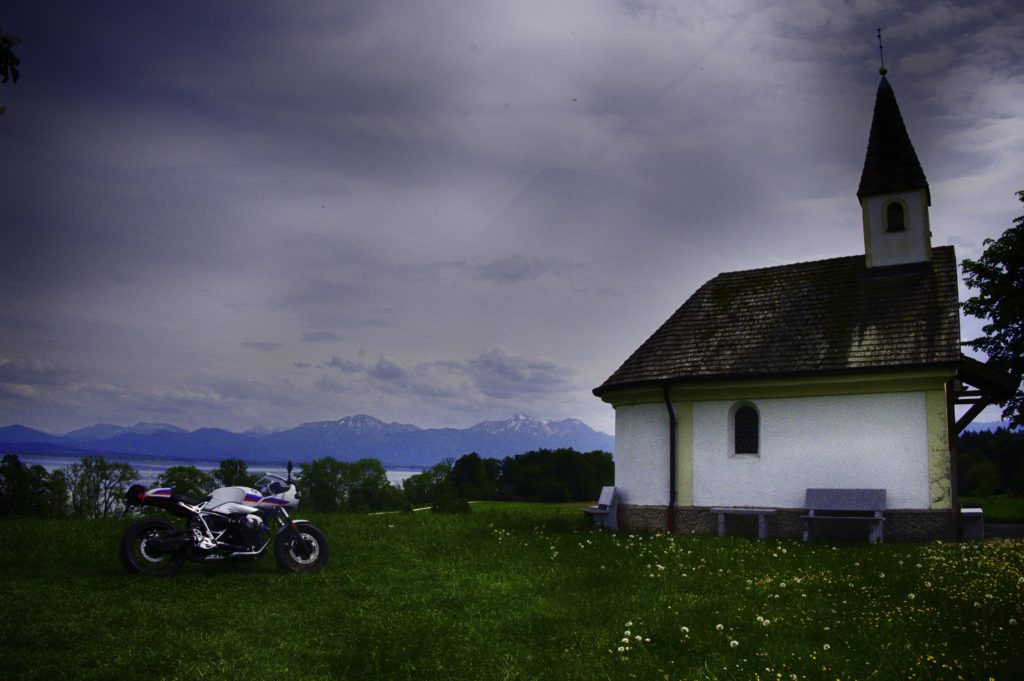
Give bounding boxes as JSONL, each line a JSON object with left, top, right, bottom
{"left": 614, "top": 402, "right": 670, "bottom": 506}
{"left": 691, "top": 392, "right": 931, "bottom": 509}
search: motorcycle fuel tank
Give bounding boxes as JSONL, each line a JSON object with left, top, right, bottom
{"left": 205, "top": 486, "right": 261, "bottom": 514}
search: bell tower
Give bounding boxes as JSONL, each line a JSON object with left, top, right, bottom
{"left": 857, "top": 69, "right": 931, "bottom": 268}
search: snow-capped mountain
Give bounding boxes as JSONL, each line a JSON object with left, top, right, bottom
{"left": 0, "top": 414, "right": 613, "bottom": 467}
{"left": 470, "top": 414, "right": 593, "bottom": 436}
{"left": 64, "top": 422, "right": 188, "bottom": 441}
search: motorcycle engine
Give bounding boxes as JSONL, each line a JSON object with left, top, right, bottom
{"left": 225, "top": 514, "right": 266, "bottom": 551}
{"left": 236, "top": 520, "right": 267, "bottom": 551}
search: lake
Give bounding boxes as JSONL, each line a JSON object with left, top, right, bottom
{"left": 16, "top": 453, "right": 422, "bottom": 489}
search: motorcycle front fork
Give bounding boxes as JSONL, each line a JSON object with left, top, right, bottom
{"left": 277, "top": 509, "right": 313, "bottom": 558}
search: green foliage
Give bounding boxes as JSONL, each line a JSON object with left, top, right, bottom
{"left": 402, "top": 460, "right": 453, "bottom": 506}
{"left": 64, "top": 455, "right": 138, "bottom": 518}
{"left": 297, "top": 456, "right": 408, "bottom": 512}
{"left": 501, "top": 448, "right": 614, "bottom": 502}
{"left": 155, "top": 465, "right": 215, "bottom": 499}
{"left": 0, "top": 454, "right": 66, "bottom": 517}
{"left": 297, "top": 457, "right": 348, "bottom": 511}
{"left": 430, "top": 493, "right": 471, "bottom": 514}
{"left": 449, "top": 452, "right": 496, "bottom": 500}
{"left": 961, "top": 189, "right": 1024, "bottom": 428}
{"left": 405, "top": 449, "right": 613, "bottom": 507}
{"left": 346, "top": 458, "right": 410, "bottom": 512}
{"left": 2, "top": 507, "right": 1023, "bottom": 680}
{"left": 212, "top": 457, "right": 257, "bottom": 488}
{"left": 957, "top": 428, "right": 1024, "bottom": 497}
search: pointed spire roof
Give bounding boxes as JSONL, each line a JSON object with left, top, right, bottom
{"left": 857, "top": 75, "right": 929, "bottom": 201}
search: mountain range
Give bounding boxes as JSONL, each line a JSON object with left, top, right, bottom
{"left": 0, "top": 414, "right": 614, "bottom": 468}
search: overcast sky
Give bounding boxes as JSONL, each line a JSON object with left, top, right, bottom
{"left": 2, "top": 1, "right": 1022, "bottom": 435}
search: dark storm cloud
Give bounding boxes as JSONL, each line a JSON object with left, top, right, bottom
{"left": 241, "top": 342, "right": 283, "bottom": 352}
{"left": 0, "top": 357, "right": 74, "bottom": 386}
{"left": 300, "top": 331, "right": 344, "bottom": 343}
{"left": 324, "top": 348, "right": 576, "bottom": 403}
{"left": 465, "top": 348, "right": 576, "bottom": 398}
{"left": 471, "top": 254, "right": 575, "bottom": 283}
{"left": 327, "top": 357, "right": 364, "bottom": 373}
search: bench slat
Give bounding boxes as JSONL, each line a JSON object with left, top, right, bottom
{"left": 803, "top": 488, "right": 886, "bottom": 544}
{"left": 805, "top": 488, "right": 885, "bottom": 511}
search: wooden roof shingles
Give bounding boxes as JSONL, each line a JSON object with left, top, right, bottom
{"left": 594, "top": 246, "right": 960, "bottom": 396}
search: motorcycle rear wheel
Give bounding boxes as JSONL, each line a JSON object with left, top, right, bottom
{"left": 274, "top": 523, "right": 329, "bottom": 573}
{"left": 120, "top": 518, "right": 185, "bottom": 576}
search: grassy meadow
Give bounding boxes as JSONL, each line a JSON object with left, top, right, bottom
{"left": 1, "top": 503, "right": 1022, "bottom": 680}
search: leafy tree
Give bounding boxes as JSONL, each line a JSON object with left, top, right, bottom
{"left": 961, "top": 190, "right": 1024, "bottom": 428}
{"left": 501, "top": 448, "right": 613, "bottom": 502}
{"left": 0, "top": 454, "right": 67, "bottom": 517}
{"left": 1, "top": 28, "right": 21, "bottom": 115}
{"left": 402, "top": 460, "right": 453, "bottom": 506}
{"left": 213, "top": 458, "right": 257, "bottom": 488}
{"left": 297, "top": 456, "right": 407, "bottom": 512}
{"left": 345, "top": 458, "right": 408, "bottom": 512}
{"left": 156, "top": 465, "right": 215, "bottom": 499}
{"left": 957, "top": 428, "right": 1024, "bottom": 496}
{"left": 450, "top": 452, "right": 497, "bottom": 500}
{"left": 297, "top": 457, "right": 349, "bottom": 512}
{"left": 65, "top": 456, "right": 139, "bottom": 518}
{"left": 44, "top": 468, "right": 68, "bottom": 517}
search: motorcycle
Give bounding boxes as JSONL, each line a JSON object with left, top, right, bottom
{"left": 120, "top": 462, "right": 328, "bottom": 576}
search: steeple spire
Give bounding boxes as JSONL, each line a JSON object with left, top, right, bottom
{"left": 857, "top": 75, "right": 929, "bottom": 202}
{"left": 857, "top": 68, "right": 932, "bottom": 268}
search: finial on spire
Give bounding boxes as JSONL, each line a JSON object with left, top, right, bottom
{"left": 877, "top": 28, "right": 888, "bottom": 75}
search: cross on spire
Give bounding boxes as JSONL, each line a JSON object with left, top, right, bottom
{"left": 877, "top": 28, "right": 888, "bottom": 75}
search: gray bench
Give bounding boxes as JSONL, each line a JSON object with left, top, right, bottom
{"left": 802, "top": 488, "right": 885, "bottom": 543}
{"left": 583, "top": 486, "right": 618, "bottom": 530}
{"left": 710, "top": 506, "right": 776, "bottom": 539}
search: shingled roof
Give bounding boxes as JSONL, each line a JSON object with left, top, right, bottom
{"left": 594, "top": 246, "right": 960, "bottom": 396}
{"left": 857, "top": 76, "right": 929, "bottom": 201}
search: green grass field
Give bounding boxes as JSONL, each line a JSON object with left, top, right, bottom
{"left": 2, "top": 503, "right": 1022, "bottom": 680}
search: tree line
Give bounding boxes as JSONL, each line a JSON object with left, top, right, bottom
{"left": 295, "top": 448, "right": 613, "bottom": 513}
{"left": 0, "top": 448, "right": 614, "bottom": 518}
{"left": 957, "top": 428, "right": 1024, "bottom": 497}
{"left": 0, "top": 454, "right": 263, "bottom": 518}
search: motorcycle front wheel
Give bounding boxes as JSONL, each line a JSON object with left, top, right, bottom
{"left": 120, "top": 518, "right": 185, "bottom": 576}
{"left": 274, "top": 523, "right": 329, "bottom": 573}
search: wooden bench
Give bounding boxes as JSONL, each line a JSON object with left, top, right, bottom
{"left": 583, "top": 486, "right": 618, "bottom": 530}
{"left": 802, "top": 488, "right": 885, "bottom": 543}
{"left": 710, "top": 507, "right": 776, "bottom": 539}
